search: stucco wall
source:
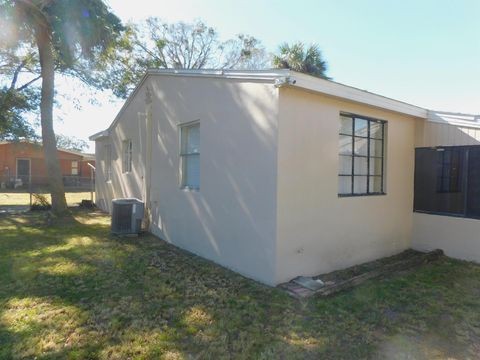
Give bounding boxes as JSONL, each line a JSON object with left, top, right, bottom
{"left": 94, "top": 85, "right": 149, "bottom": 212}
{"left": 412, "top": 213, "right": 480, "bottom": 262}
{"left": 275, "top": 88, "right": 418, "bottom": 284}
{"left": 96, "top": 75, "right": 279, "bottom": 285}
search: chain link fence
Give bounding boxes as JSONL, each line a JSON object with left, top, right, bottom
{"left": 0, "top": 174, "right": 95, "bottom": 211}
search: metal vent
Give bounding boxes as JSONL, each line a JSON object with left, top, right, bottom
{"left": 111, "top": 198, "right": 144, "bottom": 234}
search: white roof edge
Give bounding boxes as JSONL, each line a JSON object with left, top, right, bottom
{"left": 428, "top": 110, "right": 480, "bottom": 129}
{"left": 147, "top": 68, "right": 291, "bottom": 80}
{"left": 90, "top": 69, "right": 446, "bottom": 139}
{"left": 287, "top": 71, "right": 428, "bottom": 118}
{"left": 89, "top": 129, "right": 110, "bottom": 141}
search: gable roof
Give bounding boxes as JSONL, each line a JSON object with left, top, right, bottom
{"left": 90, "top": 69, "right": 475, "bottom": 140}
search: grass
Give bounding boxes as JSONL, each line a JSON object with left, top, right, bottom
{"left": 0, "top": 192, "right": 93, "bottom": 206}
{"left": 1, "top": 210, "right": 480, "bottom": 359}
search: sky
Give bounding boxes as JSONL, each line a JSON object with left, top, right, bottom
{"left": 53, "top": 0, "right": 480, "bottom": 151}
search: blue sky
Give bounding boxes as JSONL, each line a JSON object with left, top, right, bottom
{"left": 55, "top": 0, "right": 480, "bottom": 151}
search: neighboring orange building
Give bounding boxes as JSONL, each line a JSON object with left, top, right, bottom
{"left": 0, "top": 141, "right": 95, "bottom": 187}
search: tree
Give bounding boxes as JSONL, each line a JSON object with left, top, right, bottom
{"left": 273, "top": 42, "right": 330, "bottom": 79}
{"left": 0, "top": 87, "right": 38, "bottom": 140}
{"left": 1, "top": 0, "right": 123, "bottom": 214}
{"left": 0, "top": 42, "right": 41, "bottom": 140}
{"left": 100, "top": 18, "right": 269, "bottom": 98}
{"left": 56, "top": 134, "right": 88, "bottom": 152}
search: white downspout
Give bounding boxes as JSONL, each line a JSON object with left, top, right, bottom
{"left": 144, "top": 86, "right": 153, "bottom": 229}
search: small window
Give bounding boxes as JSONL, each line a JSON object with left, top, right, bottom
{"left": 180, "top": 122, "right": 200, "bottom": 189}
{"left": 338, "top": 113, "right": 386, "bottom": 196}
{"left": 104, "top": 144, "right": 112, "bottom": 181}
{"left": 71, "top": 160, "right": 78, "bottom": 175}
{"left": 123, "top": 140, "right": 132, "bottom": 173}
{"left": 436, "top": 148, "right": 462, "bottom": 193}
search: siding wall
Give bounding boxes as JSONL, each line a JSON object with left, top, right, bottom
{"left": 415, "top": 120, "right": 480, "bottom": 147}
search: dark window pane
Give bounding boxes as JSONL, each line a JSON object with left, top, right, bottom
{"left": 436, "top": 149, "right": 462, "bottom": 193}
{"left": 414, "top": 147, "right": 466, "bottom": 215}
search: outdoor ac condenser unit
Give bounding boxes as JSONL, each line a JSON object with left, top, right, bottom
{"left": 111, "top": 198, "right": 144, "bottom": 235}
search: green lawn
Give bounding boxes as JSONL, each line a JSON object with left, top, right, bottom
{"left": 1, "top": 210, "right": 480, "bottom": 359}
{"left": 0, "top": 192, "right": 93, "bottom": 206}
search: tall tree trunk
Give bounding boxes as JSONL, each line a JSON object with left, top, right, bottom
{"left": 36, "top": 24, "right": 67, "bottom": 214}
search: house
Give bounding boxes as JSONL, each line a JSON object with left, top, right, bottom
{"left": 0, "top": 140, "right": 95, "bottom": 188}
{"left": 90, "top": 69, "right": 480, "bottom": 286}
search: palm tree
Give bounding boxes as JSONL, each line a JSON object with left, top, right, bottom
{"left": 3, "top": 0, "right": 122, "bottom": 214}
{"left": 273, "top": 42, "right": 330, "bottom": 79}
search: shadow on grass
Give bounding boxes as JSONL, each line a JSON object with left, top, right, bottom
{"left": 1, "top": 209, "right": 480, "bottom": 359}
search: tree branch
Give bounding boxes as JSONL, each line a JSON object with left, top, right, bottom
{"left": 17, "top": 74, "right": 42, "bottom": 91}
{"left": 9, "top": 58, "right": 28, "bottom": 90}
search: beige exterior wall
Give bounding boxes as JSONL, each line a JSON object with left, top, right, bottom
{"left": 412, "top": 213, "right": 480, "bottom": 262}
{"left": 96, "top": 75, "right": 279, "bottom": 285}
{"left": 95, "top": 85, "right": 149, "bottom": 212}
{"left": 275, "top": 88, "right": 418, "bottom": 284}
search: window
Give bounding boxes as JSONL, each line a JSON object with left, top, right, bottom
{"left": 436, "top": 148, "right": 462, "bottom": 193}
{"left": 414, "top": 146, "right": 480, "bottom": 219}
{"left": 71, "top": 160, "right": 79, "bottom": 175}
{"left": 104, "top": 144, "right": 112, "bottom": 181}
{"left": 123, "top": 140, "right": 132, "bottom": 173}
{"left": 338, "top": 113, "right": 386, "bottom": 196}
{"left": 180, "top": 122, "right": 200, "bottom": 189}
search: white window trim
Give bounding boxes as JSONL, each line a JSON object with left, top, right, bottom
{"left": 179, "top": 120, "right": 200, "bottom": 191}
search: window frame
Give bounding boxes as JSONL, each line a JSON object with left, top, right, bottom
{"left": 122, "top": 139, "right": 133, "bottom": 174}
{"left": 338, "top": 112, "right": 387, "bottom": 197}
{"left": 414, "top": 145, "right": 480, "bottom": 220}
{"left": 179, "top": 120, "right": 200, "bottom": 190}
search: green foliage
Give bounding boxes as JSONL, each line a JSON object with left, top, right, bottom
{"left": 0, "top": 0, "right": 124, "bottom": 140}
{"left": 273, "top": 42, "right": 331, "bottom": 79}
{"left": 99, "top": 18, "right": 269, "bottom": 98}
{"left": 0, "top": 87, "right": 37, "bottom": 140}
